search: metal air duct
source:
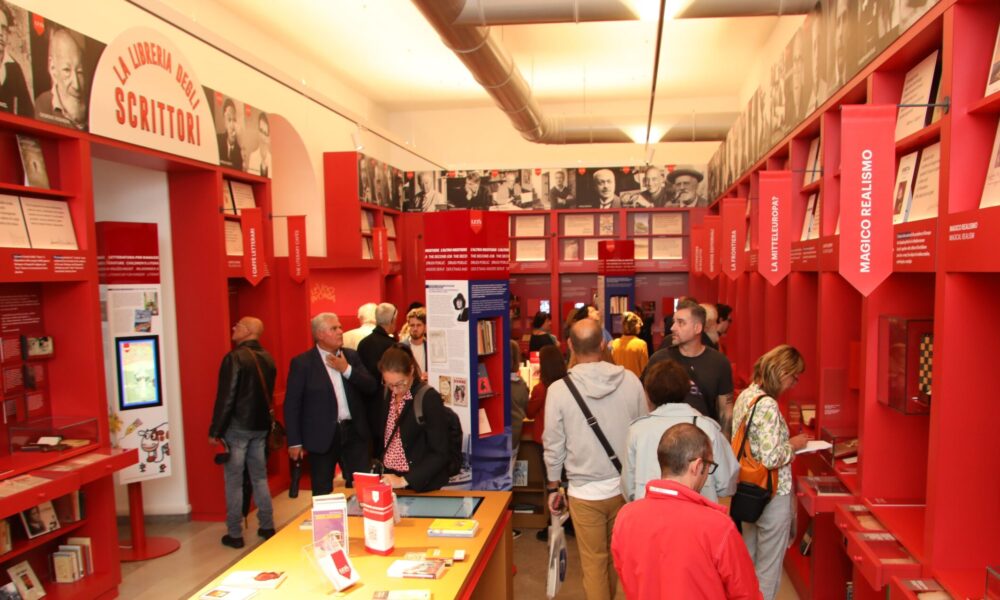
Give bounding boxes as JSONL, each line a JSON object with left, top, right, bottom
{"left": 675, "top": 0, "right": 819, "bottom": 19}
{"left": 453, "top": 0, "right": 638, "bottom": 25}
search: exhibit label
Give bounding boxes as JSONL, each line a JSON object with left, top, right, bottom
{"left": 703, "top": 215, "right": 721, "bottom": 280}
{"left": 757, "top": 171, "right": 792, "bottom": 285}
{"left": 721, "top": 198, "right": 746, "bottom": 279}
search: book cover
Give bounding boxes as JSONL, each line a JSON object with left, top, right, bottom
{"left": 16, "top": 136, "right": 49, "bottom": 189}
{"left": 56, "top": 544, "right": 83, "bottom": 578}
{"left": 19, "top": 197, "right": 78, "bottom": 250}
{"left": 224, "top": 221, "right": 244, "bottom": 256}
{"left": 0, "top": 519, "right": 10, "bottom": 554}
{"left": 220, "top": 571, "right": 287, "bottom": 590}
{"left": 384, "top": 215, "right": 396, "bottom": 238}
{"left": 806, "top": 194, "right": 821, "bottom": 241}
{"left": 65, "top": 537, "right": 92, "bottom": 574}
{"left": 386, "top": 559, "right": 448, "bottom": 579}
{"left": 427, "top": 518, "right": 478, "bottom": 538}
{"left": 222, "top": 181, "right": 235, "bottom": 214}
{"left": 800, "top": 194, "right": 816, "bottom": 242}
{"left": 51, "top": 552, "right": 78, "bottom": 583}
{"left": 312, "top": 493, "right": 349, "bottom": 553}
{"left": 892, "top": 151, "right": 919, "bottom": 224}
{"left": 513, "top": 460, "right": 528, "bottom": 488}
{"left": 895, "top": 50, "right": 940, "bottom": 141}
{"left": 0, "top": 195, "right": 30, "bottom": 249}
{"left": 20, "top": 500, "right": 59, "bottom": 539}
{"left": 907, "top": 142, "right": 940, "bottom": 222}
{"left": 228, "top": 181, "right": 256, "bottom": 215}
{"left": 804, "top": 136, "right": 821, "bottom": 185}
{"left": 982, "top": 118, "right": 1000, "bottom": 209}
{"left": 476, "top": 363, "right": 492, "bottom": 396}
{"left": 6, "top": 560, "right": 44, "bottom": 600}
{"left": 986, "top": 23, "right": 1000, "bottom": 96}
{"left": 199, "top": 587, "right": 257, "bottom": 600}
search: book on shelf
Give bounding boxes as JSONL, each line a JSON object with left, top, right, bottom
{"left": 52, "top": 550, "right": 80, "bottom": 583}
{"left": 981, "top": 117, "right": 1000, "bottom": 209}
{"left": 0, "top": 519, "right": 10, "bottom": 554}
{"left": 800, "top": 194, "right": 817, "bottom": 241}
{"left": 513, "top": 460, "right": 528, "bottom": 487}
{"left": 361, "top": 211, "right": 373, "bottom": 233}
{"left": 20, "top": 197, "right": 78, "bottom": 250}
{"left": 57, "top": 544, "right": 84, "bottom": 579}
{"left": 598, "top": 214, "right": 615, "bottom": 236}
{"left": 476, "top": 363, "right": 492, "bottom": 395}
{"left": 892, "top": 151, "right": 919, "bottom": 224}
{"left": 895, "top": 50, "right": 941, "bottom": 141}
{"left": 199, "top": 587, "right": 258, "bottom": 600}
{"left": 427, "top": 518, "right": 479, "bottom": 538}
{"left": 20, "top": 500, "right": 59, "bottom": 539}
{"left": 387, "top": 240, "right": 398, "bottom": 262}
{"left": 228, "top": 181, "right": 256, "bottom": 215}
{"left": 633, "top": 237, "right": 648, "bottom": 260}
{"left": 0, "top": 195, "right": 31, "bottom": 249}
{"left": 799, "top": 520, "right": 813, "bottom": 556}
{"left": 224, "top": 221, "right": 244, "bottom": 256}
{"left": 223, "top": 181, "right": 234, "bottom": 213}
{"left": 221, "top": 571, "right": 287, "bottom": 590}
{"left": 806, "top": 194, "right": 821, "bottom": 240}
{"left": 361, "top": 237, "right": 374, "bottom": 260}
{"left": 478, "top": 407, "right": 492, "bottom": 435}
{"left": 805, "top": 136, "right": 821, "bottom": 185}
{"left": 6, "top": 560, "right": 44, "bottom": 600}
{"left": 65, "top": 536, "right": 93, "bottom": 574}
{"left": 986, "top": 23, "right": 1000, "bottom": 96}
{"left": 633, "top": 213, "right": 649, "bottom": 235}
{"left": 476, "top": 320, "right": 496, "bottom": 355}
{"left": 907, "top": 142, "right": 940, "bottom": 222}
{"left": 53, "top": 491, "right": 83, "bottom": 524}
{"left": 16, "top": 135, "right": 50, "bottom": 189}
{"left": 384, "top": 215, "right": 396, "bottom": 237}
{"left": 312, "top": 493, "right": 349, "bottom": 553}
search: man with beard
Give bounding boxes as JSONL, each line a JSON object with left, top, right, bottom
{"left": 668, "top": 169, "right": 707, "bottom": 208}
{"left": 401, "top": 307, "right": 428, "bottom": 380}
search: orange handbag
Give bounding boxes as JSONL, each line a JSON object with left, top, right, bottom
{"left": 731, "top": 394, "right": 778, "bottom": 495}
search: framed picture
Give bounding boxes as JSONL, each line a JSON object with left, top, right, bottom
{"left": 114, "top": 335, "right": 164, "bottom": 411}
{"left": 19, "top": 500, "right": 59, "bottom": 539}
{"left": 24, "top": 336, "right": 53, "bottom": 359}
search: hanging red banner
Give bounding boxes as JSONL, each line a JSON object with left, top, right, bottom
{"left": 757, "top": 171, "right": 792, "bottom": 285}
{"left": 287, "top": 215, "right": 308, "bottom": 283}
{"left": 691, "top": 225, "right": 705, "bottom": 275}
{"left": 241, "top": 208, "right": 265, "bottom": 286}
{"left": 840, "top": 105, "right": 895, "bottom": 296}
{"left": 721, "top": 198, "right": 746, "bottom": 280}
{"left": 703, "top": 215, "right": 721, "bottom": 280}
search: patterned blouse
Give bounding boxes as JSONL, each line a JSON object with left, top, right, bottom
{"left": 732, "top": 382, "right": 793, "bottom": 496}
{"left": 383, "top": 391, "right": 410, "bottom": 473}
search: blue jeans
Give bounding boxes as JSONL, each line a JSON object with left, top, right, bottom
{"left": 223, "top": 428, "right": 274, "bottom": 538}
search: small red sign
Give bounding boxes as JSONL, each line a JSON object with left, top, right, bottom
{"left": 241, "top": 208, "right": 265, "bottom": 286}
{"left": 703, "top": 215, "right": 721, "bottom": 280}
{"left": 287, "top": 216, "right": 308, "bottom": 283}
{"left": 32, "top": 14, "right": 44, "bottom": 36}
{"left": 839, "top": 105, "right": 895, "bottom": 296}
{"left": 598, "top": 240, "right": 635, "bottom": 275}
{"left": 757, "top": 171, "right": 792, "bottom": 285}
{"left": 691, "top": 225, "right": 704, "bottom": 275}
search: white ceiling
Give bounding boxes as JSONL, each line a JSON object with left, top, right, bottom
{"left": 208, "top": 0, "right": 800, "bottom": 116}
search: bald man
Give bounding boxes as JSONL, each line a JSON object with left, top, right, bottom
{"left": 34, "top": 27, "right": 88, "bottom": 130}
{"left": 210, "top": 316, "right": 277, "bottom": 549}
{"left": 641, "top": 166, "right": 673, "bottom": 208}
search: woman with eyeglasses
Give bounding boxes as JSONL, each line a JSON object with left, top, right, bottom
{"left": 375, "top": 345, "right": 451, "bottom": 492}
{"left": 732, "top": 344, "right": 810, "bottom": 600}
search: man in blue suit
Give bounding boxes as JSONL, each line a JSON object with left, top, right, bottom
{"left": 285, "top": 312, "right": 378, "bottom": 494}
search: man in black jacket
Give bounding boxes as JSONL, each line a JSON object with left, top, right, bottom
{"left": 286, "top": 313, "right": 378, "bottom": 494}
{"left": 358, "top": 303, "right": 397, "bottom": 432}
{"left": 209, "top": 316, "right": 276, "bottom": 549}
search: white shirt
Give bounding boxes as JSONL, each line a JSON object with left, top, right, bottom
{"left": 316, "top": 345, "right": 353, "bottom": 422}
{"left": 409, "top": 340, "right": 427, "bottom": 373}
{"left": 342, "top": 323, "right": 375, "bottom": 350}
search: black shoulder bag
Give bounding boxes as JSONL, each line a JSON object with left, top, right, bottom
{"left": 244, "top": 348, "right": 285, "bottom": 452}
{"left": 563, "top": 375, "right": 622, "bottom": 473}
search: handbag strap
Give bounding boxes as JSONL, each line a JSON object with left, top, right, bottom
{"left": 242, "top": 347, "right": 273, "bottom": 409}
{"left": 564, "top": 375, "right": 622, "bottom": 474}
{"left": 737, "top": 393, "right": 773, "bottom": 495}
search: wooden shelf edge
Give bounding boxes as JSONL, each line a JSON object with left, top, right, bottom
{"left": 0, "top": 182, "right": 74, "bottom": 199}
{"left": 0, "top": 519, "right": 87, "bottom": 565}
{"left": 895, "top": 120, "right": 942, "bottom": 155}
{"left": 968, "top": 90, "right": 1000, "bottom": 116}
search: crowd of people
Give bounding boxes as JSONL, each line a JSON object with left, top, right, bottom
{"left": 209, "top": 295, "right": 806, "bottom": 600}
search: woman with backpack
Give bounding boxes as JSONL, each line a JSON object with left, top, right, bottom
{"left": 375, "top": 345, "right": 453, "bottom": 492}
{"left": 731, "top": 344, "right": 810, "bottom": 600}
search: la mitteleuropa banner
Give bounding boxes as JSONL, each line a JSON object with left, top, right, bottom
{"left": 839, "top": 105, "right": 895, "bottom": 296}
{"left": 757, "top": 171, "right": 792, "bottom": 286}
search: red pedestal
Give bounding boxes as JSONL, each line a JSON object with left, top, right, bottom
{"left": 119, "top": 481, "right": 181, "bottom": 562}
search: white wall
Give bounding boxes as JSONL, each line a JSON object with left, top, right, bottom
{"left": 92, "top": 158, "right": 190, "bottom": 516}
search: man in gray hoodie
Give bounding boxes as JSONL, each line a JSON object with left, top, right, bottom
{"left": 544, "top": 318, "right": 647, "bottom": 600}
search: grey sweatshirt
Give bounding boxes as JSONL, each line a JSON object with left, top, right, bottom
{"left": 543, "top": 360, "right": 647, "bottom": 486}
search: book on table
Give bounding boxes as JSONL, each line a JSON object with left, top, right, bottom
{"left": 386, "top": 559, "right": 448, "bottom": 579}
{"left": 427, "top": 518, "right": 479, "bottom": 538}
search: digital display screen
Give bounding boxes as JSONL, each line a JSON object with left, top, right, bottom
{"left": 347, "top": 494, "right": 483, "bottom": 519}
{"left": 115, "top": 335, "right": 163, "bottom": 411}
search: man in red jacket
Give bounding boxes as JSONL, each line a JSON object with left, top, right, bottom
{"left": 612, "top": 423, "right": 762, "bottom": 599}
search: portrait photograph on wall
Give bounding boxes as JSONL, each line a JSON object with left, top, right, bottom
{"left": 0, "top": 1, "right": 34, "bottom": 117}
{"left": 28, "top": 15, "right": 104, "bottom": 132}
{"left": 208, "top": 89, "right": 246, "bottom": 171}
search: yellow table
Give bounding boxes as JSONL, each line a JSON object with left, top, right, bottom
{"left": 191, "top": 490, "right": 513, "bottom": 599}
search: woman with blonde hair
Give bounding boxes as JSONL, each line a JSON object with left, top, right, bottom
{"left": 732, "top": 344, "right": 810, "bottom": 599}
{"left": 610, "top": 311, "right": 649, "bottom": 378}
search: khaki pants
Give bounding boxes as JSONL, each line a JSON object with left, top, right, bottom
{"left": 568, "top": 494, "right": 626, "bottom": 600}
{"left": 742, "top": 492, "right": 793, "bottom": 600}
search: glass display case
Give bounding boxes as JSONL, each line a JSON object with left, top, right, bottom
{"left": 9, "top": 416, "right": 98, "bottom": 452}
{"left": 820, "top": 425, "right": 859, "bottom": 470}
{"left": 878, "top": 316, "right": 933, "bottom": 415}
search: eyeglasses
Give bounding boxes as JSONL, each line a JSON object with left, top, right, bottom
{"left": 696, "top": 458, "right": 718, "bottom": 475}
{"left": 384, "top": 379, "right": 411, "bottom": 392}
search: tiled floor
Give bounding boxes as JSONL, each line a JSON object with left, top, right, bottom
{"left": 119, "top": 491, "right": 801, "bottom": 599}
